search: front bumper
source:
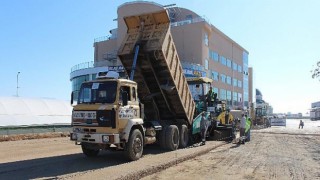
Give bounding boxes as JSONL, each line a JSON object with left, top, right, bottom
{"left": 70, "top": 132, "right": 120, "bottom": 144}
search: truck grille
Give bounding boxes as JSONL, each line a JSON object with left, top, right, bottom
{"left": 73, "top": 109, "right": 116, "bottom": 128}
{"left": 97, "top": 109, "right": 116, "bottom": 128}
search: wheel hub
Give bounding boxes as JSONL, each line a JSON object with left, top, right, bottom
{"left": 133, "top": 138, "right": 142, "bottom": 153}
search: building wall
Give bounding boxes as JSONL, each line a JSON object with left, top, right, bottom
{"left": 94, "top": 38, "right": 117, "bottom": 62}
{"left": 71, "top": 1, "right": 251, "bottom": 110}
{"left": 171, "top": 22, "right": 203, "bottom": 64}
{"left": 169, "top": 7, "right": 199, "bottom": 22}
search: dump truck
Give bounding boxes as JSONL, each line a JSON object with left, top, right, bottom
{"left": 70, "top": 10, "right": 237, "bottom": 161}
{"left": 70, "top": 10, "right": 195, "bottom": 161}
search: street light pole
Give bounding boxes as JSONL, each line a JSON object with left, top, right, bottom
{"left": 16, "top": 72, "right": 20, "bottom": 97}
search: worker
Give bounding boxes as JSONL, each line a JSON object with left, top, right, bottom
{"left": 206, "top": 87, "right": 213, "bottom": 106}
{"left": 299, "top": 120, "right": 304, "bottom": 129}
{"left": 240, "top": 113, "right": 246, "bottom": 144}
{"left": 213, "top": 92, "right": 217, "bottom": 103}
{"left": 231, "top": 118, "right": 237, "bottom": 141}
{"left": 200, "top": 112, "right": 208, "bottom": 145}
{"left": 245, "top": 115, "right": 252, "bottom": 142}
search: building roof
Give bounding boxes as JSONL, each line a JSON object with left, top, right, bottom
{"left": 0, "top": 97, "right": 72, "bottom": 126}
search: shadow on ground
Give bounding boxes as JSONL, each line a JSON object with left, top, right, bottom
{"left": 0, "top": 144, "right": 167, "bottom": 180}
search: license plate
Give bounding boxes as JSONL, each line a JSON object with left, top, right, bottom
{"left": 73, "top": 111, "right": 96, "bottom": 119}
{"left": 86, "top": 119, "right": 92, "bottom": 124}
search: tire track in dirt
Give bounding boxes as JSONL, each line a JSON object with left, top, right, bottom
{"left": 143, "top": 131, "right": 320, "bottom": 180}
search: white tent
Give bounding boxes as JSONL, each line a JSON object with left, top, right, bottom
{"left": 0, "top": 97, "right": 72, "bottom": 126}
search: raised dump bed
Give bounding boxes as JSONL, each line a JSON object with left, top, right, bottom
{"left": 118, "top": 10, "right": 195, "bottom": 125}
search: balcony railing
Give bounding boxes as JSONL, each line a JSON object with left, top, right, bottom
{"left": 71, "top": 61, "right": 94, "bottom": 72}
{"left": 94, "top": 33, "right": 118, "bottom": 43}
{"left": 70, "top": 60, "right": 121, "bottom": 73}
{"left": 170, "top": 16, "right": 208, "bottom": 27}
{"left": 118, "top": 1, "right": 163, "bottom": 9}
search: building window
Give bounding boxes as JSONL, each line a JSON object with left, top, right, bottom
{"left": 227, "top": 59, "right": 232, "bottom": 68}
{"left": 238, "top": 80, "right": 242, "bottom": 88}
{"left": 220, "top": 89, "right": 226, "bottom": 100}
{"left": 205, "top": 59, "right": 209, "bottom": 70}
{"left": 226, "top": 76, "right": 231, "bottom": 85}
{"left": 238, "top": 93, "right": 242, "bottom": 105}
{"left": 233, "top": 62, "right": 237, "bottom": 71}
{"left": 212, "top": 71, "right": 219, "bottom": 81}
{"left": 220, "top": 56, "right": 227, "bottom": 66}
{"left": 204, "top": 33, "right": 208, "bottom": 46}
{"left": 213, "top": 52, "right": 219, "bottom": 61}
{"left": 238, "top": 65, "right": 242, "bottom": 73}
{"left": 243, "top": 51, "right": 248, "bottom": 65}
{"left": 227, "top": 91, "right": 232, "bottom": 106}
{"left": 233, "top": 92, "right": 238, "bottom": 106}
{"left": 220, "top": 74, "right": 226, "bottom": 83}
{"left": 213, "top": 87, "right": 219, "bottom": 97}
{"left": 233, "top": 78, "right": 237, "bottom": 86}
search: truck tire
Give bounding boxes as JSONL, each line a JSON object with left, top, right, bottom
{"left": 158, "top": 125, "right": 167, "bottom": 149}
{"left": 166, "top": 125, "right": 179, "bottom": 151}
{"left": 125, "top": 129, "right": 143, "bottom": 161}
{"left": 81, "top": 143, "right": 99, "bottom": 157}
{"left": 179, "top": 124, "right": 189, "bottom": 148}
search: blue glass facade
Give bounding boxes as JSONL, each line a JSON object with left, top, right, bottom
{"left": 70, "top": 64, "right": 125, "bottom": 101}
{"left": 243, "top": 51, "right": 249, "bottom": 108}
{"left": 207, "top": 46, "right": 250, "bottom": 109}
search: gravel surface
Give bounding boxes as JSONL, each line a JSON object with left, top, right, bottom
{"left": 0, "top": 119, "right": 319, "bottom": 180}
{"left": 143, "top": 120, "right": 320, "bottom": 180}
{"left": 143, "top": 132, "right": 320, "bottom": 180}
{"left": 0, "top": 136, "right": 225, "bottom": 180}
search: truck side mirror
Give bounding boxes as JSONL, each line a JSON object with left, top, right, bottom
{"left": 122, "top": 91, "right": 128, "bottom": 106}
{"left": 70, "top": 91, "right": 74, "bottom": 105}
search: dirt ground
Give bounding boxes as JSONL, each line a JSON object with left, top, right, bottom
{"left": 143, "top": 123, "right": 320, "bottom": 180}
{"left": 0, "top": 120, "right": 319, "bottom": 180}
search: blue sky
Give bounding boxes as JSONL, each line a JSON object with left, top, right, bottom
{"left": 0, "top": 0, "right": 319, "bottom": 114}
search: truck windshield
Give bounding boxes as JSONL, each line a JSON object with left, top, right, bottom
{"left": 78, "top": 81, "right": 117, "bottom": 104}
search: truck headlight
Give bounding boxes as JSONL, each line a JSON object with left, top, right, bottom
{"left": 73, "top": 128, "right": 83, "bottom": 133}
{"left": 102, "top": 135, "right": 110, "bottom": 142}
{"left": 70, "top": 133, "right": 77, "bottom": 140}
{"left": 102, "top": 135, "right": 115, "bottom": 143}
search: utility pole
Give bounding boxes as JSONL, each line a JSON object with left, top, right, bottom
{"left": 16, "top": 72, "right": 20, "bottom": 97}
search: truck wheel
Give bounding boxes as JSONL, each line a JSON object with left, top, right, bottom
{"left": 158, "top": 125, "right": 167, "bottom": 149}
{"left": 125, "top": 129, "right": 143, "bottom": 161}
{"left": 166, "top": 125, "right": 179, "bottom": 150}
{"left": 81, "top": 143, "right": 99, "bottom": 157}
{"left": 179, "top": 124, "right": 189, "bottom": 148}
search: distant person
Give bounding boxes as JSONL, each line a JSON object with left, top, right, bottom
{"left": 245, "top": 115, "right": 252, "bottom": 142}
{"left": 240, "top": 113, "right": 246, "bottom": 144}
{"left": 200, "top": 113, "right": 208, "bottom": 145}
{"left": 299, "top": 120, "right": 304, "bottom": 129}
{"left": 231, "top": 118, "right": 238, "bottom": 142}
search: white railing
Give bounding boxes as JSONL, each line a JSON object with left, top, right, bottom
{"left": 170, "top": 17, "right": 206, "bottom": 27}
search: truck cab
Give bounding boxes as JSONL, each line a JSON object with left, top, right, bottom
{"left": 70, "top": 72, "right": 145, "bottom": 160}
